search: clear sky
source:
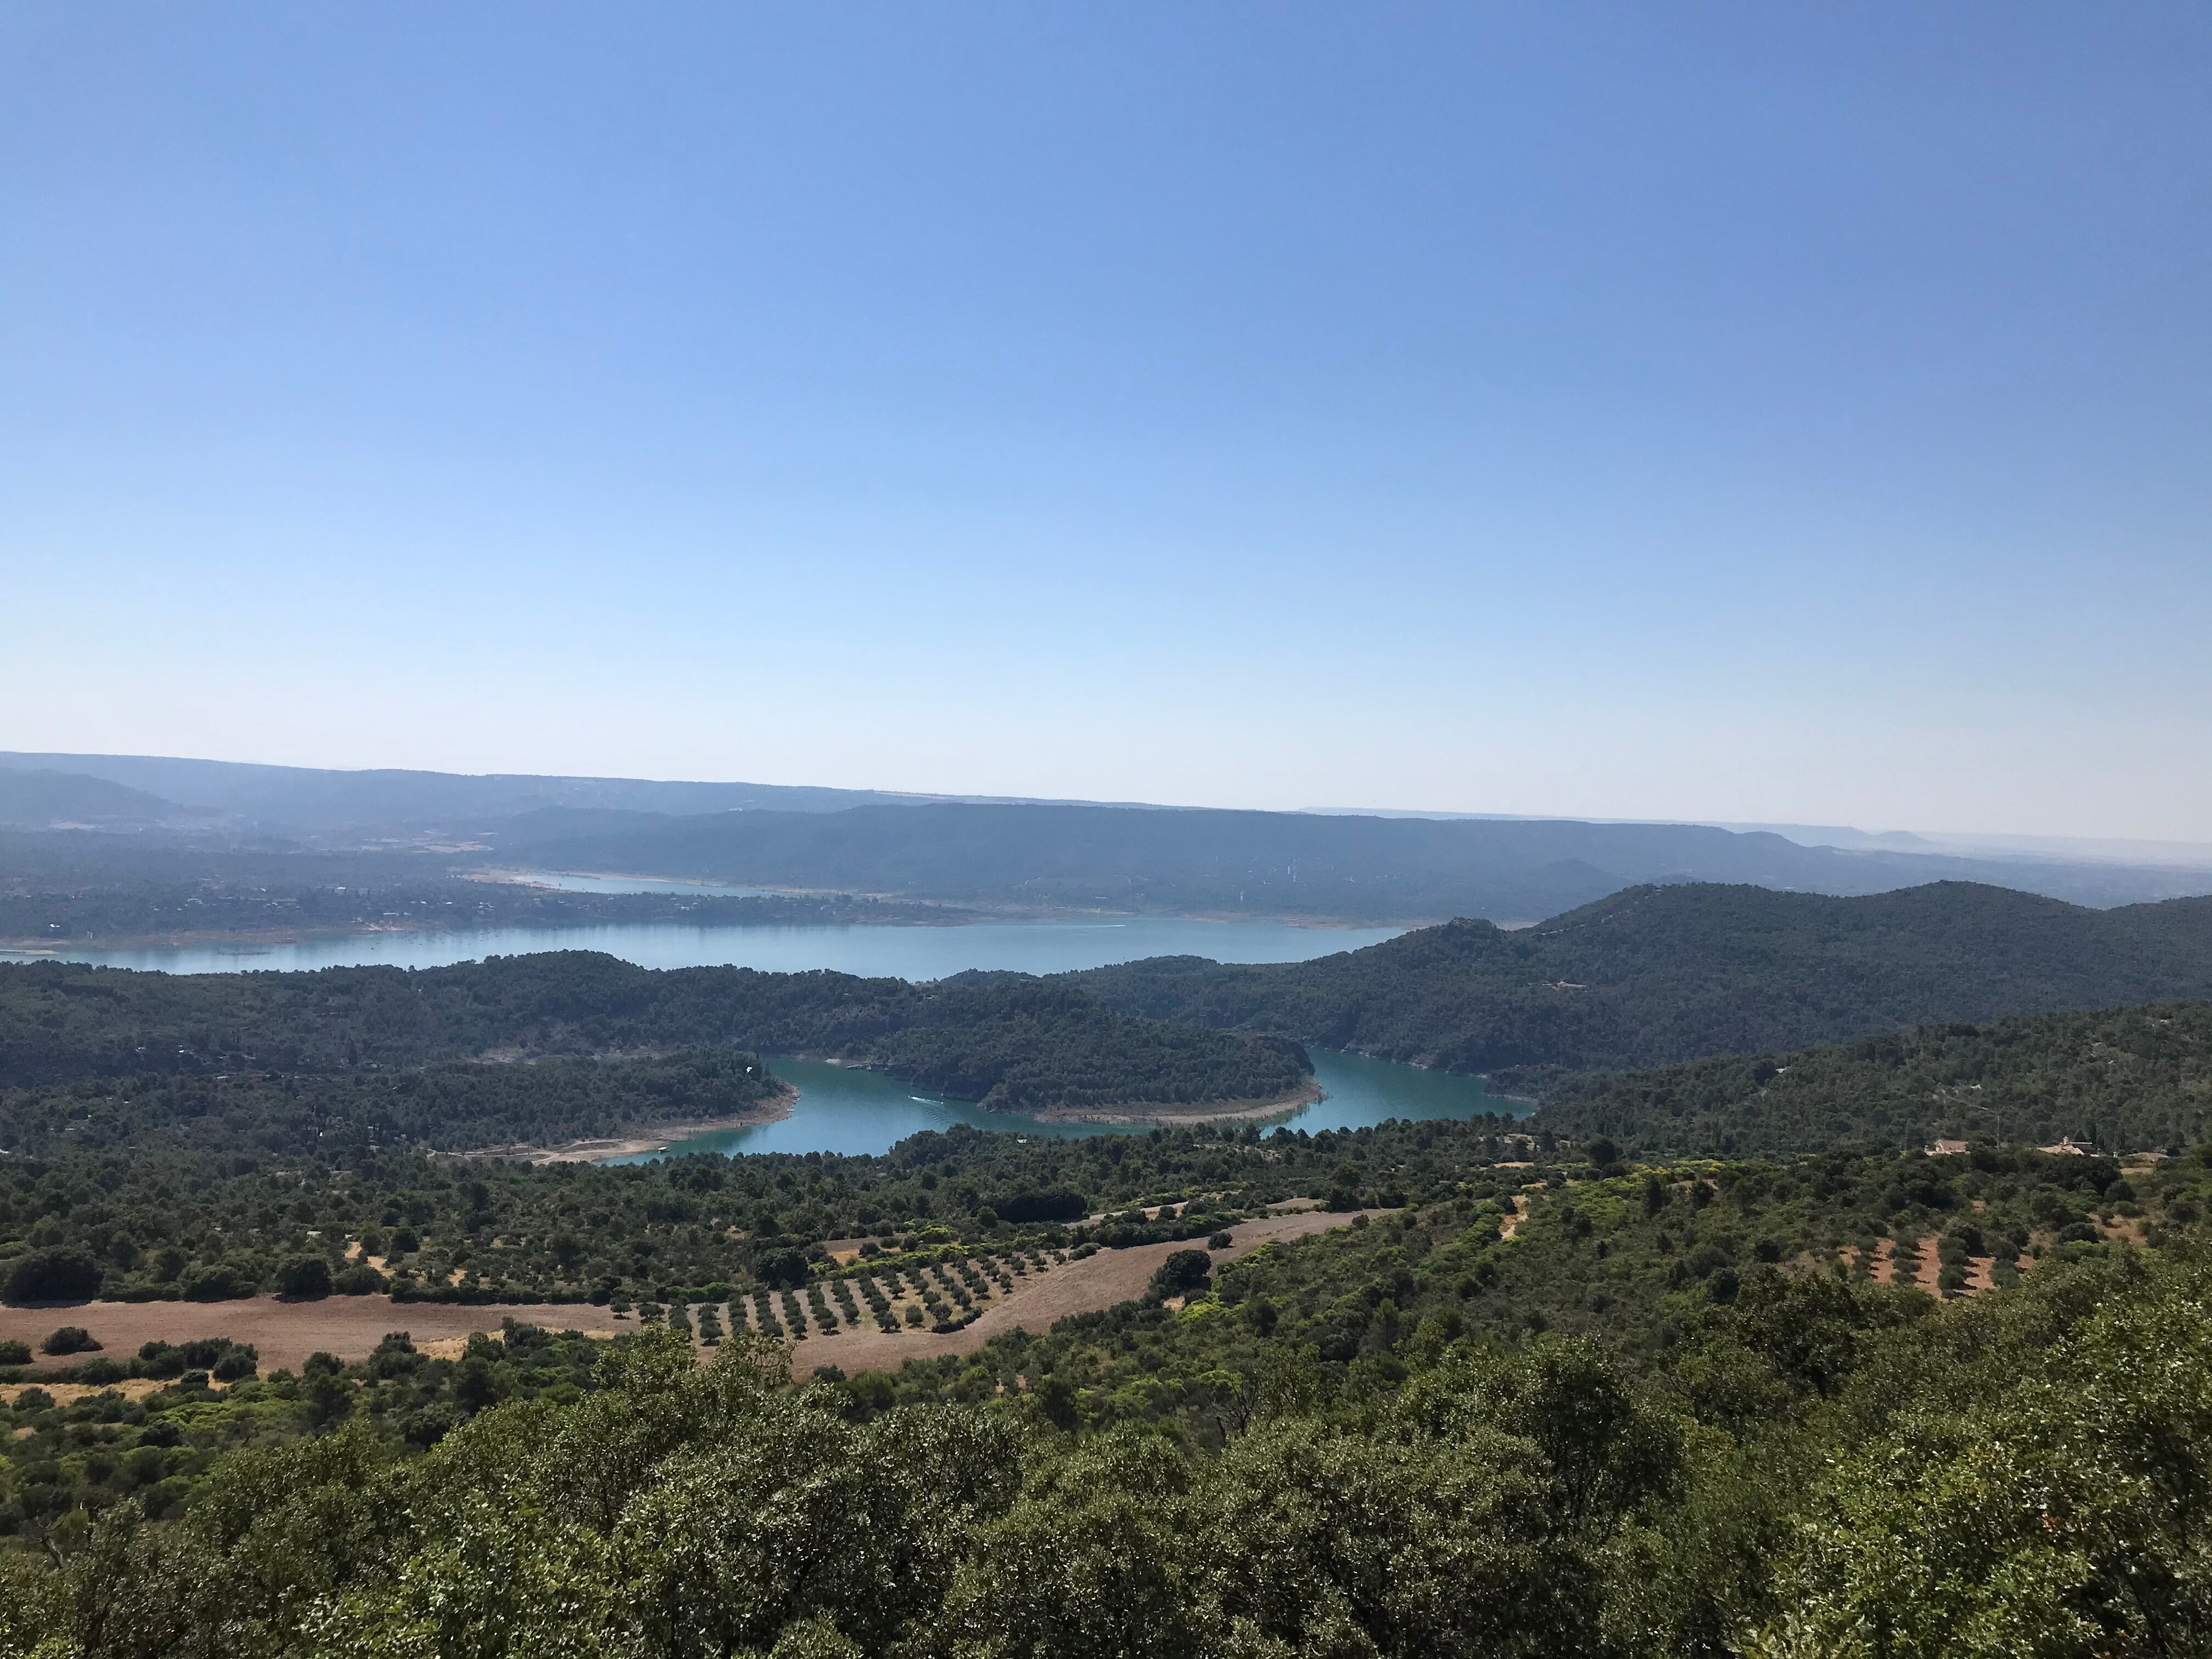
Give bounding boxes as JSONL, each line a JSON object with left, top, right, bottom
{"left": 5, "top": 4, "right": 2208, "bottom": 838}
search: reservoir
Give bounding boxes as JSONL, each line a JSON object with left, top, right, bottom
{"left": 613, "top": 1048, "right": 1517, "bottom": 1164}
{"left": 31, "top": 913, "right": 1401, "bottom": 979}
{"left": 15, "top": 894, "right": 1519, "bottom": 1147}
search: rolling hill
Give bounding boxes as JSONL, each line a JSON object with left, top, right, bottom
{"left": 1062, "top": 881, "right": 2212, "bottom": 1075}
{"left": 1528, "top": 999, "right": 2212, "bottom": 1156}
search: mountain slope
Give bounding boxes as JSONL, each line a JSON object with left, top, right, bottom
{"left": 494, "top": 799, "right": 2212, "bottom": 922}
{"left": 1529, "top": 999, "right": 2212, "bottom": 1155}
{"left": 1063, "top": 882, "right": 2212, "bottom": 1074}
{"left": 0, "top": 768, "right": 209, "bottom": 831}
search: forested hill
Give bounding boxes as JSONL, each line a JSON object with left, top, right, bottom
{"left": 1064, "top": 881, "right": 2212, "bottom": 1075}
{"left": 0, "top": 953, "right": 1310, "bottom": 1117}
{"left": 1531, "top": 1000, "right": 2212, "bottom": 1156}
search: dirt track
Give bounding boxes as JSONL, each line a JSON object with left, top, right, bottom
{"left": 782, "top": 1206, "right": 1384, "bottom": 1375}
{"left": 1, "top": 1208, "right": 1380, "bottom": 1378}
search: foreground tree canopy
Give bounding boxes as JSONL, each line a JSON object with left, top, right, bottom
{"left": 7, "top": 1234, "right": 2212, "bottom": 1658}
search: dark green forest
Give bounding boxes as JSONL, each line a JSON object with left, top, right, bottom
{"left": 0, "top": 952, "right": 1308, "bottom": 1111}
{"left": 0, "top": 1047, "right": 786, "bottom": 1161}
{"left": 1067, "top": 881, "right": 2212, "bottom": 1074}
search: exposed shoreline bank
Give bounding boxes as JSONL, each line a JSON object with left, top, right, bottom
{"left": 1027, "top": 1075, "right": 1327, "bottom": 1126}
{"left": 448, "top": 1084, "right": 800, "bottom": 1164}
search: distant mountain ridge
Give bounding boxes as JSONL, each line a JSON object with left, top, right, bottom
{"left": 3, "top": 751, "right": 2208, "bottom": 921}
{"left": 0, "top": 768, "right": 223, "bottom": 832}
{"left": 498, "top": 799, "right": 2212, "bottom": 919}
{"left": 1060, "top": 881, "right": 2212, "bottom": 1075}
{"left": 0, "top": 751, "right": 949, "bottom": 831}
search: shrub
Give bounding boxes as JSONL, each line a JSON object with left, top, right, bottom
{"left": 0, "top": 1339, "right": 29, "bottom": 1365}
{"left": 754, "top": 1246, "right": 810, "bottom": 1289}
{"left": 334, "top": 1263, "right": 389, "bottom": 1295}
{"left": 1208, "top": 1231, "right": 1234, "bottom": 1250}
{"left": 180, "top": 1338, "right": 234, "bottom": 1369}
{"left": 41, "top": 1326, "right": 101, "bottom": 1356}
{"left": 1001, "top": 1189, "right": 1087, "bottom": 1224}
{"left": 1150, "top": 1249, "right": 1214, "bottom": 1300}
{"left": 3, "top": 1246, "right": 103, "bottom": 1306}
{"left": 180, "top": 1263, "right": 255, "bottom": 1302}
{"left": 278, "top": 1256, "right": 334, "bottom": 1299}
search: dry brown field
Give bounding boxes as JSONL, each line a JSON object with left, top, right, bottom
{"left": 1, "top": 1207, "right": 1381, "bottom": 1378}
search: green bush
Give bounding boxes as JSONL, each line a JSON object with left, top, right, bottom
{"left": 1150, "top": 1249, "right": 1213, "bottom": 1299}
{"left": 180, "top": 1262, "right": 255, "bottom": 1301}
{"left": 3, "top": 1246, "right": 102, "bottom": 1306}
{"left": 278, "top": 1256, "right": 335, "bottom": 1299}
{"left": 334, "top": 1262, "right": 388, "bottom": 1295}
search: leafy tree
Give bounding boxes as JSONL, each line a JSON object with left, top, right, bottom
{"left": 276, "top": 1255, "right": 333, "bottom": 1299}
{"left": 2, "top": 1246, "right": 101, "bottom": 1306}
{"left": 1151, "top": 1249, "right": 1214, "bottom": 1300}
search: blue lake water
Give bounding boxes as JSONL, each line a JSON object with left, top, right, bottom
{"left": 12, "top": 901, "right": 1519, "bottom": 1148}
{"left": 27, "top": 913, "right": 1399, "bottom": 979}
{"left": 613, "top": 1049, "right": 1517, "bottom": 1164}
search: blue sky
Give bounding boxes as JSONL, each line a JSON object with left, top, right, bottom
{"left": 5, "top": 4, "right": 2208, "bottom": 837}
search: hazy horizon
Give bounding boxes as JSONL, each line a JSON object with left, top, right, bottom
{"left": 6, "top": 5, "right": 2207, "bottom": 839}
{"left": 9, "top": 744, "right": 2212, "bottom": 864}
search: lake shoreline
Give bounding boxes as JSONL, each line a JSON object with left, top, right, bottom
{"left": 1028, "top": 1075, "right": 1328, "bottom": 1126}
{"left": 448, "top": 1084, "right": 800, "bottom": 1164}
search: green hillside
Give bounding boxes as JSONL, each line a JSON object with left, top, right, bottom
{"left": 0, "top": 953, "right": 1308, "bottom": 1118}
{"left": 1068, "top": 881, "right": 2212, "bottom": 1074}
{"left": 1531, "top": 1000, "right": 2212, "bottom": 1156}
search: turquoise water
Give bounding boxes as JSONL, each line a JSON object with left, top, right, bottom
{"left": 13, "top": 911, "right": 1509, "bottom": 1150}
{"left": 614, "top": 1048, "right": 1519, "bottom": 1164}
{"left": 25, "top": 913, "right": 1399, "bottom": 979}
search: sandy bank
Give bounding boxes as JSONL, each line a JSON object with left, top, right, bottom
{"left": 446, "top": 1085, "right": 799, "bottom": 1164}
{"left": 1028, "top": 1076, "right": 1326, "bottom": 1127}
